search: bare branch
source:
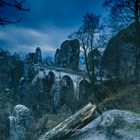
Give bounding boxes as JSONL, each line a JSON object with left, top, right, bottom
{"left": 0, "top": 0, "right": 30, "bottom": 11}
{"left": 103, "top": 0, "right": 140, "bottom": 28}
{"left": 0, "top": 16, "right": 21, "bottom": 26}
{"left": 127, "top": 0, "right": 135, "bottom": 12}
{"left": 0, "top": 0, "right": 29, "bottom": 25}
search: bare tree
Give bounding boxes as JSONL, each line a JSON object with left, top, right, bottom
{"left": 0, "top": 0, "right": 29, "bottom": 25}
{"left": 95, "top": 25, "right": 113, "bottom": 48}
{"left": 68, "top": 13, "right": 100, "bottom": 103}
{"left": 103, "top": 0, "right": 140, "bottom": 26}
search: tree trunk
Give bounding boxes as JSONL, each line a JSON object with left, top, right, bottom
{"left": 134, "top": 0, "right": 140, "bottom": 82}
{"left": 38, "top": 103, "right": 97, "bottom": 140}
{"left": 84, "top": 49, "right": 100, "bottom": 103}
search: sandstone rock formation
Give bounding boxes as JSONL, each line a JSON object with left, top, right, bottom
{"left": 9, "top": 105, "right": 34, "bottom": 140}
{"left": 25, "top": 47, "right": 42, "bottom": 65}
{"left": 101, "top": 23, "right": 140, "bottom": 80}
{"left": 54, "top": 39, "right": 80, "bottom": 70}
{"left": 35, "top": 47, "right": 42, "bottom": 64}
{"left": 38, "top": 103, "right": 97, "bottom": 140}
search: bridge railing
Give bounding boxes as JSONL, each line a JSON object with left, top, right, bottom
{"left": 34, "top": 65, "right": 111, "bottom": 82}
{"left": 39, "top": 66, "right": 88, "bottom": 77}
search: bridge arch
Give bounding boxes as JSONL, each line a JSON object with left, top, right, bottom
{"left": 47, "top": 71, "right": 55, "bottom": 82}
{"left": 78, "top": 79, "right": 91, "bottom": 107}
{"left": 44, "top": 71, "right": 55, "bottom": 92}
{"left": 61, "top": 75, "right": 74, "bottom": 88}
{"left": 60, "top": 75, "right": 77, "bottom": 111}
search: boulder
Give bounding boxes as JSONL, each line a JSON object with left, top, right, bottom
{"left": 68, "top": 110, "right": 140, "bottom": 140}
{"left": 9, "top": 105, "right": 34, "bottom": 140}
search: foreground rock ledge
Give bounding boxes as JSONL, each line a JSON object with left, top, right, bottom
{"left": 38, "top": 103, "right": 97, "bottom": 140}
{"left": 68, "top": 110, "right": 140, "bottom": 140}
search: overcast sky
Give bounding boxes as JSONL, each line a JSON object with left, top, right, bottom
{"left": 0, "top": 0, "right": 105, "bottom": 57}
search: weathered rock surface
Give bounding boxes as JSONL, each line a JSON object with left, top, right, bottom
{"left": 101, "top": 23, "right": 140, "bottom": 80}
{"left": 68, "top": 110, "right": 140, "bottom": 140}
{"left": 9, "top": 105, "right": 34, "bottom": 140}
{"left": 54, "top": 39, "right": 80, "bottom": 70}
{"left": 38, "top": 103, "right": 97, "bottom": 140}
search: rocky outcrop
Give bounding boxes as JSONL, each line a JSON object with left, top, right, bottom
{"left": 54, "top": 39, "right": 80, "bottom": 70}
{"left": 35, "top": 47, "right": 42, "bottom": 64}
{"left": 101, "top": 23, "right": 140, "bottom": 80}
{"left": 68, "top": 110, "right": 140, "bottom": 140}
{"left": 24, "top": 47, "right": 42, "bottom": 81}
{"left": 25, "top": 47, "right": 42, "bottom": 65}
{"left": 38, "top": 103, "right": 97, "bottom": 140}
{"left": 9, "top": 105, "right": 34, "bottom": 140}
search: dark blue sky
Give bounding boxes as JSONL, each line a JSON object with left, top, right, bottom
{"left": 0, "top": 0, "right": 105, "bottom": 56}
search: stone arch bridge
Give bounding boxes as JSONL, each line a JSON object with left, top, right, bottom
{"left": 33, "top": 66, "right": 90, "bottom": 100}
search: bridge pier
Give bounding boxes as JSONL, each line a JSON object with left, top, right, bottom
{"left": 73, "top": 81, "right": 79, "bottom": 100}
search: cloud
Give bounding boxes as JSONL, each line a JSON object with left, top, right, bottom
{"left": 0, "top": 0, "right": 105, "bottom": 57}
{"left": 23, "top": 0, "right": 104, "bottom": 28}
{"left": 0, "top": 25, "right": 77, "bottom": 57}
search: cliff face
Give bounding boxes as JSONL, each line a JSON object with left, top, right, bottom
{"left": 54, "top": 39, "right": 80, "bottom": 70}
{"left": 101, "top": 23, "right": 140, "bottom": 80}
